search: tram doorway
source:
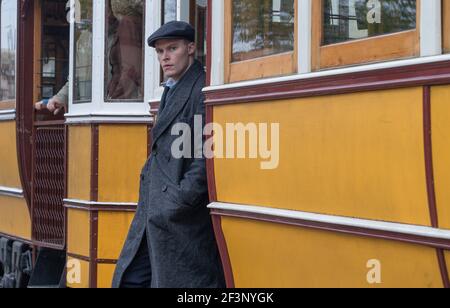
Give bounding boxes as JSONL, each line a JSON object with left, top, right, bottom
{"left": 31, "top": 0, "right": 70, "bottom": 250}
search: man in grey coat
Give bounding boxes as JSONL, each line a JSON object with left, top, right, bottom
{"left": 112, "top": 21, "right": 225, "bottom": 288}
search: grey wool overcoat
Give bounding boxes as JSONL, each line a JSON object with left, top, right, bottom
{"left": 112, "top": 61, "right": 225, "bottom": 288}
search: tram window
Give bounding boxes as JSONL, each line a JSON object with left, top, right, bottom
{"left": 312, "top": 0, "right": 420, "bottom": 70}
{"left": 190, "top": 0, "right": 207, "bottom": 67}
{"left": 105, "top": 0, "right": 144, "bottom": 102}
{"left": 225, "top": 0, "right": 298, "bottom": 83}
{"left": 73, "top": 0, "right": 93, "bottom": 103}
{"left": 232, "top": 0, "right": 295, "bottom": 61}
{"left": 0, "top": 0, "right": 17, "bottom": 110}
{"left": 323, "top": 0, "right": 416, "bottom": 45}
{"left": 40, "top": 0, "right": 70, "bottom": 101}
{"left": 163, "top": 0, "right": 177, "bottom": 24}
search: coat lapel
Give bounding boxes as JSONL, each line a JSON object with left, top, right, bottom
{"left": 151, "top": 61, "right": 204, "bottom": 146}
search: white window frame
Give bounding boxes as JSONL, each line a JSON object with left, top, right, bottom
{"left": 208, "top": 0, "right": 443, "bottom": 88}
{"left": 67, "top": 0, "right": 152, "bottom": 123}
{"left": 421, "top": 0, "right": 441, "bottom": 57}
{"left": 66, "top": 0, "right": 200, "bottom": 122}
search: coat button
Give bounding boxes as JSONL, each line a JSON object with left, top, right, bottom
{"left": 162, "top": 185, "right": 168, "bottom": 192}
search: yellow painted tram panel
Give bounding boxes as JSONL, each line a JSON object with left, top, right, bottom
{"left": 97, "top": 211, "right": 134, "bottom": 260}
{"left": 97, "top": 264, "right": 116, "bottom": 289}
{"left": 98, "top": 125, "right": 148, "bottom": 203}
{"left": 0, "top": 196, "right": 31, "bottom": 240}
{"left": 221, "top": 217, "right": 443, "bottom": 288}
{"left": 0, "top": 121, "right": 22, "bottom": 188}
{"left": 66, "top": 257, "right": 90, "bottom": 289}
{"left": 67, "top": 208, "right": 91, "bottom": 258}
{"left": 214, "top": 88, "right": 430, "bottom": 226}
{"left": 431, "top": 85, "right": 450, "bottom": 230}
{"left": 68, "top": 126, "right": 92, "bottom": 201}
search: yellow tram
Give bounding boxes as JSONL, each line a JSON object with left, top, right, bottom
{"left": 0, "top": 0, "right": 450, "bottom": 288}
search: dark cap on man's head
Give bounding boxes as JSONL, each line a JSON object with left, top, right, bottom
{"left": 147, "top": 21, "right": 195, "bottom": 48}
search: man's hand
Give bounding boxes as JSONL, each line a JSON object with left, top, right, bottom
{"left": 34, "top": 101, "right": 46, "bottom": 111}
{"left": 47, "top": 97, "right": 66, "bottom": 115}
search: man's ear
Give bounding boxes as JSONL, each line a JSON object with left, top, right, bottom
{"left": 188, "top": 42, "right": 196, "bottom": 56}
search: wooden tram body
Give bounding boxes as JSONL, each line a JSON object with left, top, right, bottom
{"left": 0, "top": 0, "right": 449, "bottom": 288}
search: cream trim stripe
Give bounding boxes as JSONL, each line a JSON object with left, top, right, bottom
{"left": 208, "top": 202, "right": 450, "bottom": 241}
{"left": 65, "top": 114, "right": 153, "bottom": 124}
{"left": 63, "top": 199, "right": 137, "bottom": 207}
{"left": 0, "top": 186, "right": 24, "bottom": 198}
{"left": 0, "top": 110, "right": 15, "bottom": 121}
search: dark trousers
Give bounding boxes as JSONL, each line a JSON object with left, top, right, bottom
{"left": 120, "top": 233, "right": 152, "bottom": 288}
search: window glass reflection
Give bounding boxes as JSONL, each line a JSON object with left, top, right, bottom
{"left": 232, "top": 0, "right": 295, "bottom": 62}
{"left": 163, "top": 0, "right": 177, "bottom": 24}
{"left": 323, "top": 0, "right": 416, "bottom": 45}
{"left": 0, "top": 0, "right": 17, "bottom": 107}
{"left": 105, "top": 0, "right": 144, "bottom": 101}
{"left": 73, "top": 0, "right": 93, "bottom": 103}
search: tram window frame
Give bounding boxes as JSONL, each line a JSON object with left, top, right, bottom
{"left": 311, "top": 0, "right": 421, "bottom": 71}
{"left": 68, "top": 0, "right": 206, "bottom": 116}
{"left": 223, "top": 0, "right": 298, "bottom": 84}
{"left": 103, "top": 0, "right": 146, "bottom": 103}
{"left": 0, "top": 0, "right": 18, "bottom": 111}
{"left": 67, "top": 0, "right": 155, "bottom": 119}
{"left": 39, "top": 0, "right": 70, "bottom": 103}
{"left": 190, "top": 0, "right": 208, "bottom": 68}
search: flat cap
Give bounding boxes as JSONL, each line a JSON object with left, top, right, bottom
{"left": 147, "top": 21, "right": 195, "bottom": 48}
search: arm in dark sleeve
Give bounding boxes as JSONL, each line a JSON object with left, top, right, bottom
{"left": 177, "top": 89, "right": 209, "bottom": 207}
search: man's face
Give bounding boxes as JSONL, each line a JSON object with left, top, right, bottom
{"left": 155, "top": 39, "right": 196, "bottom": 81}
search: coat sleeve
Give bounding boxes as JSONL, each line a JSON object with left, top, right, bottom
{"left": 177, "top": 87, "right": 209, "bottom": 207}
{"left": 54, "top": 81, "right": 69, "bottom": 106}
